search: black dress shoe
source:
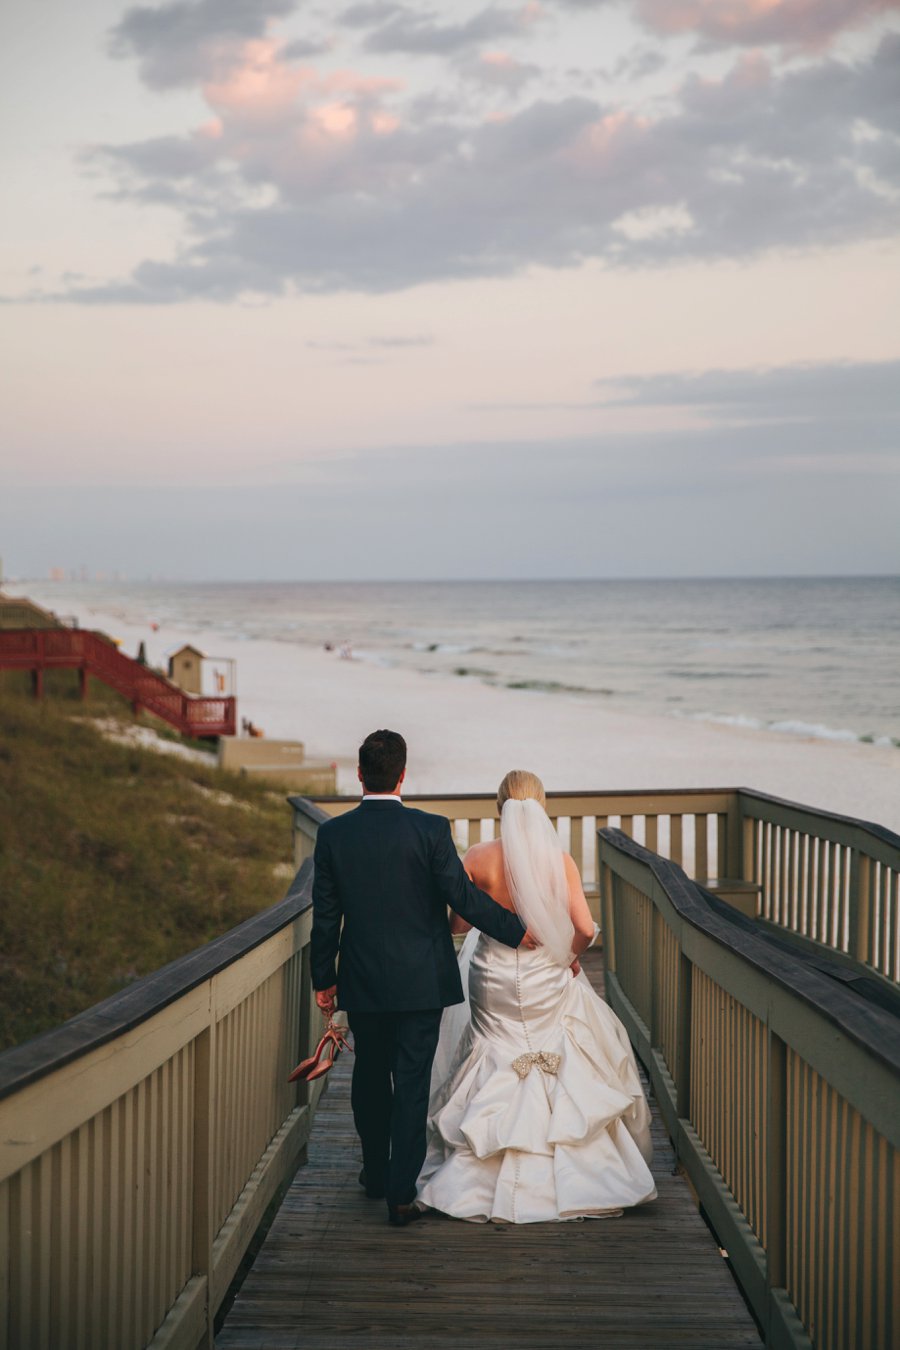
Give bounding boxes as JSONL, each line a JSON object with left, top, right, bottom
{"left": 387, "top": 1202, "right": 423, "bottom": 1227}
{"left": 358, "top": 1167, "right": 385, "bottom": 1199}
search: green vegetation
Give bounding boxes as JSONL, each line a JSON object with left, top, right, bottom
{"left": 0, "top": 674, "right": 293, "bottom": 1050}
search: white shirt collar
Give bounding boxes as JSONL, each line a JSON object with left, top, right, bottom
{"left": 362, "top": 793, "right": 403, "bottom": 802}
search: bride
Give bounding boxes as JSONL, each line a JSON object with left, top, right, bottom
{"left": 417, "top": 770, "right": 657, "bottom": 1223}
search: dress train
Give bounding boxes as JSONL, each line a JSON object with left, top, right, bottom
{"left": 417, "top": 933, "right": 657, "bottom": 1223}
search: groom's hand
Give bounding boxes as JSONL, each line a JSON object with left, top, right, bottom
{"left": 315, "top": 985, "right": 337, "bottom": 1014}
{"left": 520, "top": 928, "right": 539, "bottom": 949}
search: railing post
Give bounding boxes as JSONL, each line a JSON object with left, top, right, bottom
{"left": 598, "top": 842, "right": 615, "bottom": 972}
{"left": 295, "top": 945, "right": 314, "bottom": 1116}
{"left": 192, "top": 1014, "right": 216, "bottom": 1350}
{"left": 726, "top": 791, "right": 743, "bottom": 880}
{"left": 742, "top": 814, "right": 757, "bottom": 885}
{"left": 675, "top": 952, "right": 693, "bottom": 1124}
{"left": 765, "top": 1029, "right": 787, "bottom": 1332}
{"left": 594, "top": 826, "right": 603, "bottom": 940}
{"left": 293, "top": 815, "right": 319, "bottom": 870}
{"left": 648, "top": 901, "right": 657, "bottom": 1049}
{"left": 848, "top": 850, "right": 870, "bottom": 965}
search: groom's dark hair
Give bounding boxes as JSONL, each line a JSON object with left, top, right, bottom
{"left": 359, "top": 729, "right": 407, "bottom": 792}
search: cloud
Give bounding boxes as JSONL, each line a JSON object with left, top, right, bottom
{"left": 339, "top": 2, "right": 404, "bottom": 28}
{"left": 369, "top": 333, "right": 434, "bottom": 347}
{"left": 461, "top": 50, "right": 543, "bottom": 91}
{"left": 358, "top": 4, "right": 539, "bottom": 55}
{"left": 635, "top": 0, "right": 900, "bottom": 52}
{"left": 282, "top": 36, "right": 334, "bottom": 60}
{"left": 42, "top": 18, "right": 900, "bottom": 303}
{"left": 306, "top": 333, "right": 434, "bottom": 351}
{"left": 109, "top": 0, "right": 298, "bottom": 90}
{"left": 555, "top": 0, "right": 900, "bottom": 52}
{"left": 595, "top": 359, "right": 900, "bottom": 424}
{"left": 606, "top": 45, "right": 668, "bottom": 82}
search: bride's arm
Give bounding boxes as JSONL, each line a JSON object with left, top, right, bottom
{"left": 565, "top": 854, "right": 596, "bottom": 955}
{"left": 449, "top": 846, "right": 480, "bottom": 934}
{"left": 450, "top": 837, "right": 493, "bottom": 934}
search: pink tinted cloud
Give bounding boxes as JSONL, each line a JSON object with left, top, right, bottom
{"left": 192, "top": 43, "right": 405, "bottom": 194}
{"left": 319, "top": 70, "right": 402, "bottom": 99}
{"left": 203, "top": 39, "right": 313, "bottom": 120}
{"left": 200, "top": 41, "right": 403, "bottom": 159}
{"left": 567, "top": 109, "right": 651, "bottom": 173}
{"left": 635, "top": 0, "right": 900, "bottom": 50}
{"left": 471, "top": 48, "right": 540, "bottom": 91}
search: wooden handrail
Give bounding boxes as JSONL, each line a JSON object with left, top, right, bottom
{"left": 738, "top": 786, "right": 900, "bottom": 857}
{"left": 598, "top": 828, "right": 899, "bottom": 1350}
{"left": 0, "top": 864, "right": 322, "bottom": 1350}
{"left": 0, "top": 869, "right": 312, "bottom": 1103}
{"left": 737, "top": 788, "right": 900, "bottom": 982}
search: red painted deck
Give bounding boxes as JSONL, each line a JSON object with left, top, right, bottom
{"left": 0, "top": 627, "right": 236, "bottom": 737}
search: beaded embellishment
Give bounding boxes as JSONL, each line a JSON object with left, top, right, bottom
{"left": 512, "top": 1051, "right": 561, "bottom": 1080}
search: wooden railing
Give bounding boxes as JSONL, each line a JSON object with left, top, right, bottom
{"left": 292, "top": 789, "right": 900, "bottom": 986}
{"left": 5, "top": 786, "right": 893, "bottom": 1347}
{"left": 598, "top": 828, "right": 900, "bottom": 1350}
{"left": 740, "top": 791, "right": 900, "bottom": 984}
{"left": 0, "top": 865, "right": 321, "bottom": 1350}
{"left": 0, "top": 628, "right": 236, "bottom": 737}
{"left": 291, "top": 787, "right": 741, "bottom": 907}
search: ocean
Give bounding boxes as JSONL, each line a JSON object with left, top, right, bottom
{"left": 19, "top": 576, "right": 900, "bottom": 749}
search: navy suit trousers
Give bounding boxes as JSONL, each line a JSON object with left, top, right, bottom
{"left": 348, "top": 1008, "right": 443, "bottom": 1207}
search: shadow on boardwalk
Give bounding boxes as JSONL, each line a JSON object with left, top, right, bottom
{"left": 216, "top": 953, "right": 761, "bottom": 1350}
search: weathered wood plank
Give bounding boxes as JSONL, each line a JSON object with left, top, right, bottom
{"left": 216, "top": 954, "right": 761, "bottom": 1349}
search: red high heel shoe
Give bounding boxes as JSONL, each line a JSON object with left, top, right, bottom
{"left": 288, "top": 1017, "right": 353, "bottom": 1083}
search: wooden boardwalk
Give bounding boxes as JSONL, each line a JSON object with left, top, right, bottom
{"left": 216, "top": 953, "right": 761, "bottom": 1349}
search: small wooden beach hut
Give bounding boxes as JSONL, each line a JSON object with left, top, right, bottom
{"left": 167, "top": 642, "right": 205, "bottom": 694}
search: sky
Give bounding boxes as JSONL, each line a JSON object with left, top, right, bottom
{"left": 1, "top": 0, "right": 899, "bottom": 581}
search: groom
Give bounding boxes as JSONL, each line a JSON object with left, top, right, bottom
{"left": 311, "top": 729, "right": 529, "bottom": 1226}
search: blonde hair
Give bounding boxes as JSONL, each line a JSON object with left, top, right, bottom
{"left": 497, "top": 769, "right": 546, "bottom": 813}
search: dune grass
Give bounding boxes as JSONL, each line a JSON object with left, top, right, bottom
{"left": 0, "top": 673, "right": 293, "bottom": 1050}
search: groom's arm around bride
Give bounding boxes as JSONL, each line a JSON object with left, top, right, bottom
{"left": 310, "top": 781, "right": 529, "bottom": 1013}
{"left": 308, "top": 729, "right": 530, "bottom": 1223}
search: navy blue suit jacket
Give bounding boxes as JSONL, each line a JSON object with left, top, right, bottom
{"left": 310, "top": 800, "right": 526, "bottom": 1012}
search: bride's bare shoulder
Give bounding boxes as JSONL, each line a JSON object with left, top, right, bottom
{"left": 463, "top": 837, "right": 503, "bottom": 876}
{"left": 465, "top": 838, "right": 502, "bottom": 861}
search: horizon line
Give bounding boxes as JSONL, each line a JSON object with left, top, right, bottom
{"left": 7, "top": 572, "right": 899, "bottom": 586}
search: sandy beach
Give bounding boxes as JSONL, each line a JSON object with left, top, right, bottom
{"left": 34, "top": 596, "right": 900, "bottom": 834}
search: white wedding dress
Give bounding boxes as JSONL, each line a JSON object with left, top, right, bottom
{"left": 417, "top": 801, "right": 657, "bottom": 1224}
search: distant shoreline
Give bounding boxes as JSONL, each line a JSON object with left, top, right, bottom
{"left": 6, "top": 571, "right": 900, "bottom": 589}
{"left": 9, "top": 575, "right": 900, "bottom": 749}
{"left": 10, "top": 582, "right": 900, "bottom": 835}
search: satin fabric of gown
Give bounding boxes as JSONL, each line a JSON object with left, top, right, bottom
{"left": 416, "top": 932, "right": 657, "bottom": 1223}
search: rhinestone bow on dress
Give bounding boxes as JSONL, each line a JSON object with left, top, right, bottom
{"left": 511, "top": 1050, "right": 561, "bottom": 1080}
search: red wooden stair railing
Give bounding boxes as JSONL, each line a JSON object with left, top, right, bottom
{"left": 0, "top": 628, "right": 236, "bottom": 737}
